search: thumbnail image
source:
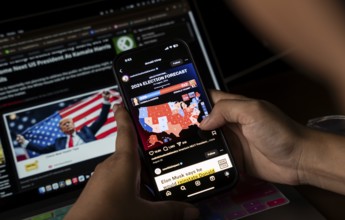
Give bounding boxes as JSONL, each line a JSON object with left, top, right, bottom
{"left": 0, "top": 141, "right": 5, "bottom": 165}
{"left": 5, "top": 89, "right": 122, "bottom": 162}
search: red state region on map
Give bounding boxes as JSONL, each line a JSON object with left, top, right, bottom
{"left": 140, "top": 99, "right": 201, "bottom": 143}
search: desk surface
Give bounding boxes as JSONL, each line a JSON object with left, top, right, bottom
{"left": 245, "top": 185, "right": 325, "bottom": 220}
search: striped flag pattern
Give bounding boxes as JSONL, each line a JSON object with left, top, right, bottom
{"left": 59, "top": 90, "right": 122, "bottom": 139}
{"left": 20, "top": 90, "right": 122, "bottom": 159}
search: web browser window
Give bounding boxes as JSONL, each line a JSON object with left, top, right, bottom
{"left": 0, "top": 0, "right": 225, "bottom": 218}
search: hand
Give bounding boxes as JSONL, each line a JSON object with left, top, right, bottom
{"left": 16, "top": 134, "right": 26, "bottom": 145}
{"left": 200, "top": 90, "right": 306, "bottom": 185}
{"left": 65, "top": 105, "right": 199, "bottom": 220}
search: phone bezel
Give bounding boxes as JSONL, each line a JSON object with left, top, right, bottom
{"left": 112, "top": 39, "right": 238, "bottom": 202}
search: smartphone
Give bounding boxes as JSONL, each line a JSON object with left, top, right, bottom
{"left": 113, "top": 39, "right": 238, "bottom": 202}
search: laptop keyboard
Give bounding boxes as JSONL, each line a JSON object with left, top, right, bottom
{"left": 23, "top": 178, "right": 288, "bottom": 220}
{"left": 23, "top": 205, "right": 72, "bottom": 220}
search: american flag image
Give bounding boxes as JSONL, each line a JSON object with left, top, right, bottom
{"left": 23, "top": 112, "right": 64, "bottom": 148}
{"left": 15, "top": 90, "right": 122, "bottom": 161}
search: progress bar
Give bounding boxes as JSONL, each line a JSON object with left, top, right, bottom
{"left": 187, "top": 187, "right": 215, "bottom": 198}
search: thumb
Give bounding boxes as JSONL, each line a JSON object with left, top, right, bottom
{"left": 141, "top": 200, "right": 200, "bottom": 220}
{"left": 200, "top": 97, "right": 258, "bottom": 131}
{"left": 199, "top": 99, "right": 232, "bottom": 130}
{"left": 200, "top": 90, "right": 251, "bottom": 130}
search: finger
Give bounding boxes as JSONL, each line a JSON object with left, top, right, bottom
{"left": 200, "top": 99, "right": 257, "bottom": 130}
{"left": 141, "top": 200, "right": 200, "bottom": 220}
{"left": 221, "top": 125, "right": 245, "bottom": 171}
{"left": 209, "top": 89, "right": 249, "bottom": 104}
{"left": 112, "top": 104, "right": 139, "bottom": 160}
{"left": 93, "top": 104, "right": 140, "bottom": 195}
{"left": 66, "top": 105, "right": 143, "bottom": 219}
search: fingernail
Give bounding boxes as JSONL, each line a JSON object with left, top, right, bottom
{"left": 112, "top": 104, "right": 119, "bottom": 113}
{"left": 200, "top": 116, "right": 210, "bottom": 127}
{"left": 183, "top": 207, "right": 200, "bottom": 220}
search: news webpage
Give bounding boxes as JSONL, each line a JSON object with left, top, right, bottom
{"left": 0, "top": 0, "right": 218, "bottom": 207}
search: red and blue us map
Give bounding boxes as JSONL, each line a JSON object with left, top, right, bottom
{"left": 138, "top": 92, "right": 201, "bottom": 147}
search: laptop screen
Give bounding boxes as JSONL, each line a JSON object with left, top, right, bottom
{"left": 0, "top": 0, "right": 224, "bottom": 217}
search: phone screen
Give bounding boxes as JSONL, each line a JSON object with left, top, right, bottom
{"left": 113, "top": 40, "right": 237, "bottom": 201}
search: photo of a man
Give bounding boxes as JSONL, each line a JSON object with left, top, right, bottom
{"left": 16, "top": 91, "right": 112, "bottom": 154}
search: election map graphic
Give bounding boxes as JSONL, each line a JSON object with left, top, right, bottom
{"left": 138, "top": 92, "right": 202, "bottom": 148}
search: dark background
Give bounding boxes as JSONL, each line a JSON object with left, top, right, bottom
{"left": 196, "top": 1, "right": 340, "bottom": 122}
{"left": 1, "top": 0, "right": 344, "bottom": 219}
{"left": 196, "top": 2, "right": 345, "bottom": 219}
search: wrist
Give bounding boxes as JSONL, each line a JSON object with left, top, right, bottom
{"left": 297, "top": 128, "right": 345, "bottom": 194}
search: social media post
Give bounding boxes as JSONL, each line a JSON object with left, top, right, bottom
{"left": 123, "top": 63, "right": 211, "bottom": 151}
{"left": 154, "top": 154, "right": 233, "bottom": 191}
{"left": 2, "top": 87, "right": 122, "bottom": 179}
{"left": 149, "top": 134, "right": 221, "bottom": 166}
